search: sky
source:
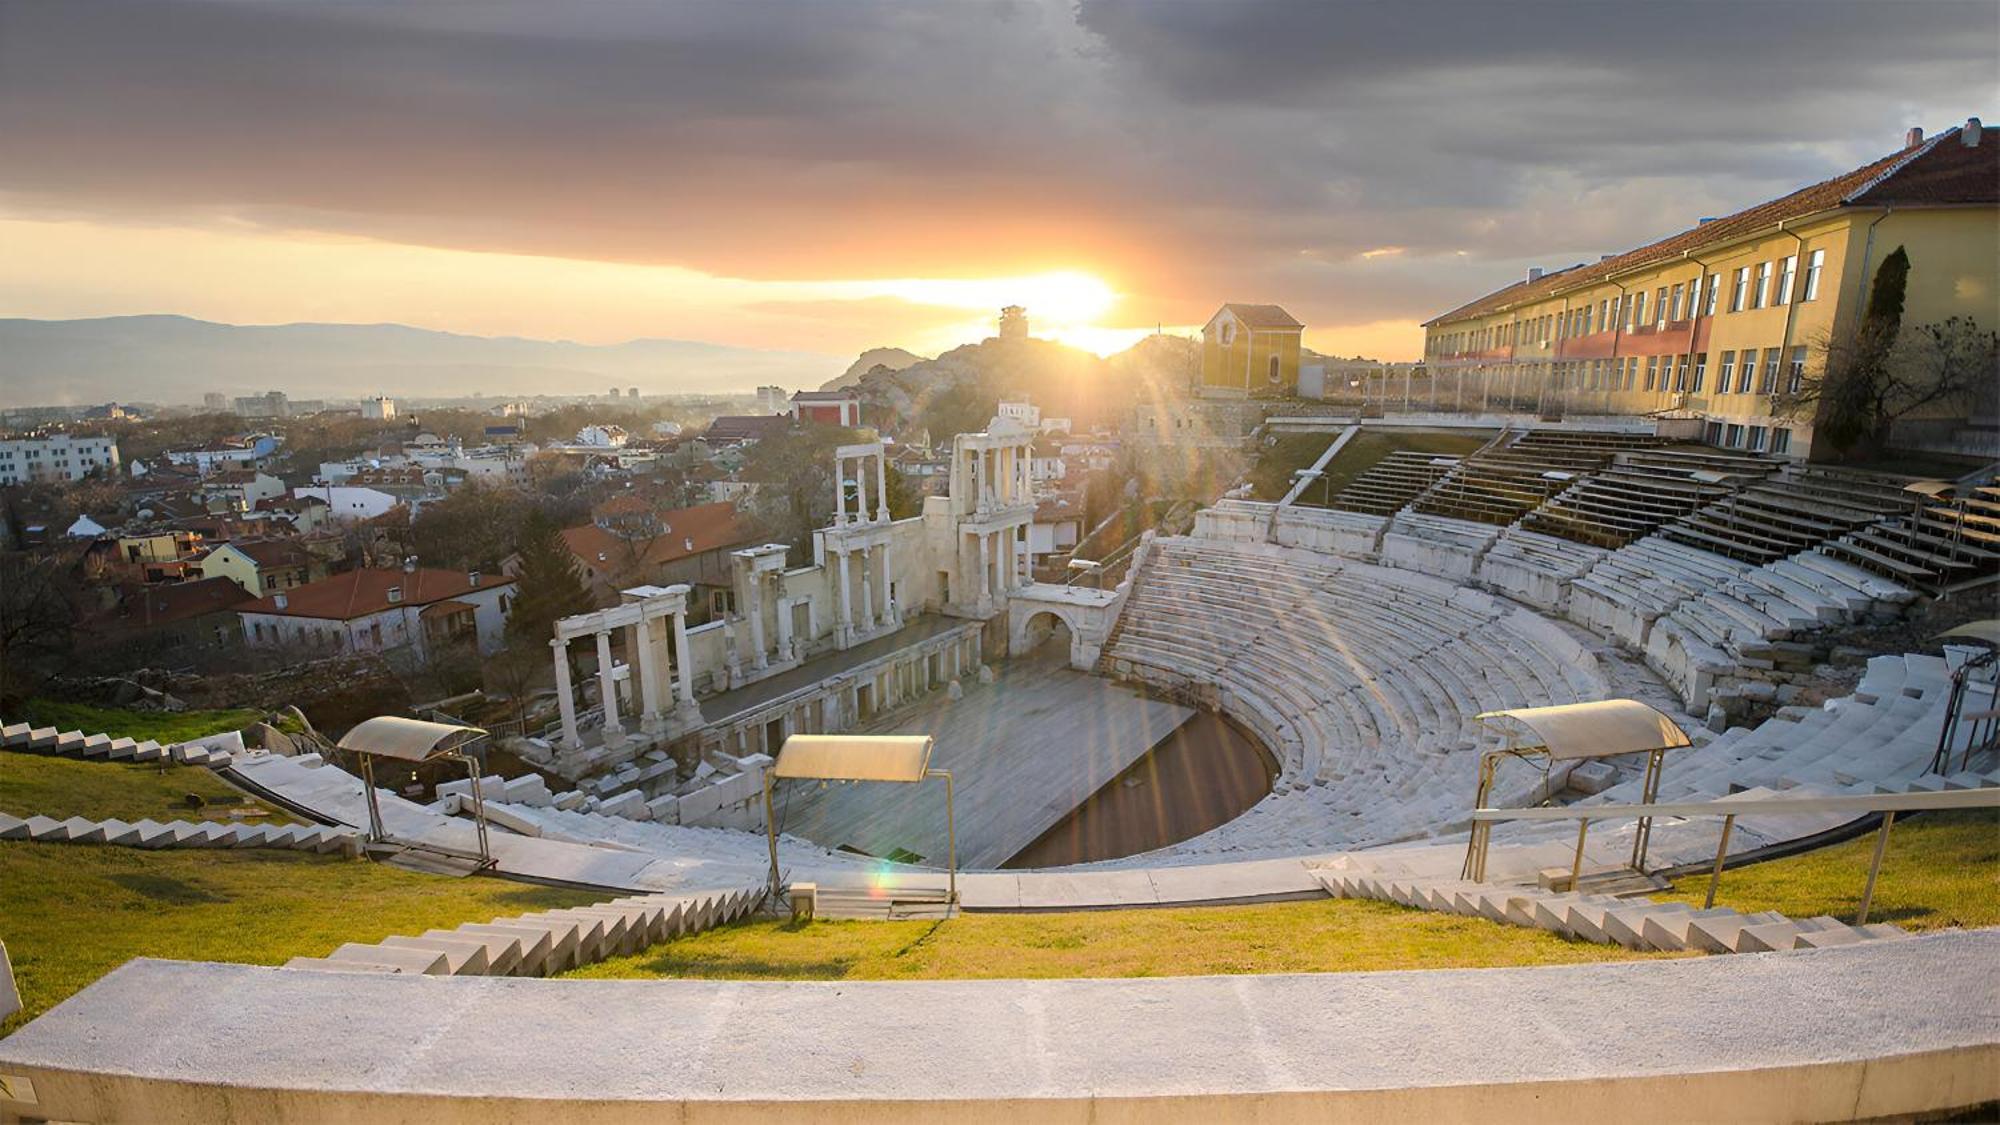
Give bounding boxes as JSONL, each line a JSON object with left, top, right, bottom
{"left": 0, "top": 0, "right": 1994, "bottom": 363}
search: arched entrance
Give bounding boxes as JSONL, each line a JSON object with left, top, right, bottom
{"left": 1018, "top": 610, "right": 1073, "bottom": 659}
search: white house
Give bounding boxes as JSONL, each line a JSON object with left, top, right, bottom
{"left": 362, "top": 396, "right": 396, "bottom": 420}
{"left": 576, "top": 424, "right": 630, "bottom": 448}
{"left": 0, "top": 434, "right": 121, "bottom": 485}
{"left": 237, "top": 566, "right": 516, "bottom": 663}
{"left": 291, "top": 484, "right": 400, "bottom": 521}
{"left": 198, "top": 470, "right": 287, "bottom": 513}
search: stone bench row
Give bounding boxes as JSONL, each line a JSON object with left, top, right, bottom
{"left": 284, "top": 885, "right": 764, "bottom": 977}
{"left": 0, "top": 811, "right": 358, "bottom": 853}
{"left": 0, "top": 720, "right": 230, "bottom": 767}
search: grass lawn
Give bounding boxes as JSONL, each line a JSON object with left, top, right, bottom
{"left": 1657, "top": 808, "right": 2000, "bottom": 932}
{"left": 14, "top": 699, "right": 260, "bottom": 744}
{"left": 0, "top": 752, "right": 300, "bottom": 825}
{"left": 1248, "top": 429, "right": 1491, "bottom": 501}
{"left": 0, "top": 842, "right": 604, "bottom": 1035}
{"left": 564, "top": 896, "right": 1674, "bottom": 985}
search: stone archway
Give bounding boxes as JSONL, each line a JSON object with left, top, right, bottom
{"left": 1017, "top": 610, "right": 1074, "bottom": 659}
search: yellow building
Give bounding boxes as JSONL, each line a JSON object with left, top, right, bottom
{"left": 1422, "top": 118, "right": 1998, "bottom": 459}
{"left": 1201, "top": 303, "right": 1303, "bottom": 397}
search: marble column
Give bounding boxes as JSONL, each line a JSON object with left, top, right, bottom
{"left": 837, "top": 549, "right": 853, "bottom": 642}
{"left": 977, "top": 532, "right": 991, "bottom": 604}
{"left": 747, "top": 574, "right": 767, "bottom": 670}
{"left": 672, "top": 607, "right": 697, "bottom": 710}
{"left": 834, "top": 457, "right": 847, "bottom": 526}
{"left": 875, "top": 451, "right": 890, "bottom": 522}
{"left": 551, "top": 637, "right": 580, "bottom": 749}
{"left": 877, "top": 542, "right": 895, "bottom": 627}
{"left": 774, "top": 596, "right": 794, "bottom": 660}
{"left": 860, "top": 568, "right": 874, "bottom": 628}
{"left": 595, "top": 630, "right": 624, "bottom": 743}
{"left": 634, "top": 612, "right": 663, "bottom": 734}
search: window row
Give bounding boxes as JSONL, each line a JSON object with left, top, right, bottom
{"left": 1429, "top": 248, "right": 1826, "bottom": 357}
{"left": 1705, "top": 420, "right": 1793, "bottom": 455}
{"left": 1539, "top": 344, "right": 1807, "bottom": 396}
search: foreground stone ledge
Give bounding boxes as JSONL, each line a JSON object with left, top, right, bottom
{"left": 1, "top": 931, "right": 1995, "bottom": 1123}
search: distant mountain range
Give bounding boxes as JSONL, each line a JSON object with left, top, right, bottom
{"left": 0, "top": 315, "right": 848, "bottom": 407}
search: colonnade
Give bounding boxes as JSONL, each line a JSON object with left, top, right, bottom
{"left": 549, "top": 585, "right": 700, "bottom": 752}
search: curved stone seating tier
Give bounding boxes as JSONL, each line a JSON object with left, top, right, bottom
{"left": 1106, "top": 537, "right": 1610, "bottom": 858}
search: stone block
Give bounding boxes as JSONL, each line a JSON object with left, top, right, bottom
{"left": 324, "top": 943, "right": 451, "bottom": 975}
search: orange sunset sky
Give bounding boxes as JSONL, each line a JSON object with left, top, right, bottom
{"left": 1, "top": 1, "right": 1993, "bottom": 369}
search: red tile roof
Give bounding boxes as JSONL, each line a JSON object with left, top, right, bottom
{"left": 1426, "top": 123, "right": 1999, "bottom": 327}
{"left": 112, "top": 577, "right": 255, "bottom": 627}
{"left": 241, "top": 567, "right": 513, "bottom": 620}
{"left": 562, "top": 501, "right": 753, "bottom": 577}
{"left": 1220, "top": 303, "right": 1304, "bottom": 329}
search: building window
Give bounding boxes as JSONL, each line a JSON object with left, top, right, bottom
{"left": 1771, "top": 428, "right": 1792, "bottom": 455}
{"left": 1776, "top": 255, "right": 1798, "bottom": 305}
{"left": 1644, "top": 356, "right": 1659, "bottom": 390}
{"left": 1632, "top": 291, "right": 1646, "bottom": 329}
{"left": 1717, "top": 350, "right": 1736, "bottom": 392}
{"left": 1725, "top": 423, "right": 1745, "bottom": 448}
{"left": 1752, "top": 261, "right": 1771, "bottom": 309}
{"left": 1670, "top": 283, "right": 1686, "bottom": 321}
{"left": 1787, "top": 346, "right": 1807, "bottom": 394}
{"left": 1705, "top": 420, "right": 1725, "bottom": 444}
{"left": 1673, "top": 354, "right": 1691, "bottom": 392}
{"left": 1737, "top": 348, "right": 1758, "bottom": 394}
{"left": 1731, "top": 267, "right": 1750, "bottom": 312}
{"left": 1747, "top": 425, "right": 1769, "bottom": 452}
{"left": 1655, "top": 287, "right": 1668, "bottom": 328}
{"left": 1691, "top": 352, "right": 1708, "bottom": 392}
{"left": 1761, "top": 349, "right": 1782, "bottom": 394}
{"left": 1802, "top": 249, "right": 1825, "bottom": 301}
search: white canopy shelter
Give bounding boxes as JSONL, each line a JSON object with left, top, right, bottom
{"left": 1463, "top": 699, "right": 1691, "bottom": 883}
{"left": 336, "top": 716, "right": 495, "bottom": 870}
{"left": 763, "top": 734, "right": 955, "bottom": 903}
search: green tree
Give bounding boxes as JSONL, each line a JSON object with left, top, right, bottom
{"left": 505, "top": 510, "right": 594, "bottom": 645}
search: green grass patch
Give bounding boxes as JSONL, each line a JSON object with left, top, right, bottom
{"left": 1657, "top": 808, "right": 2000, "bottom": 931}
{"left": 0, "top": 842, "right": 604, "bottom": 1034}
{"left": 564, "top": 896, "right": 1673, "bottom": 985}
{"left": 0, "top": 751, "right": 300, "bottom": 825}
{"left": 1248, "top": 428, "right": 1491, "bottom": 502}
{"left": 15, "top": 699, "right": 260, "bottom": 744}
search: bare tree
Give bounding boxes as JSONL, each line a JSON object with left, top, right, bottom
{"left": 0, "top": 554, "right": 79, "bottom": 707}
{"left": 1777, "top": 316, "right": 1998, "bottom": 461}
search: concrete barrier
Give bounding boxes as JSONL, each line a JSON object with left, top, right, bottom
{"left": 2, "top": 932, "right": 1994, "bottom": 1122}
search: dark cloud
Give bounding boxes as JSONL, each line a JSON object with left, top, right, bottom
{"left": 0, "top": 0, "right": 1992, "bottom": 343}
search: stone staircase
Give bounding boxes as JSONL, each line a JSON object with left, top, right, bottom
{"left": 1309, "top": 868, "right": 1913, "bottom": 954}
{"left": 0, "top": 719, "right": 232, "bottom": 767}
{"left": 283, "top": 884, "right": 765, "bottom": 976}
{"left": 0, "top": 810, "right": 358, "bottom": 853}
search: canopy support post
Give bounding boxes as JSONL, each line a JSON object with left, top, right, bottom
{"left": 360, "top": 755, "right": 386, "bottom": 844}
{"left": 1703, "top": 814, "right": 1735, "bottom": 909}
{"left": 1857, "top": 811, "right": 1896, "bottom": 926}
{"left": 763, "top": 771, "right": 782, "bottom": 905}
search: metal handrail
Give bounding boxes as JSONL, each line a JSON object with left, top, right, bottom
{"left": 1467, "top": 786, "right": 2000, "bottom": 925}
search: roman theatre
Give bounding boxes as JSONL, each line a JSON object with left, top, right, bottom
{"left": 4, "top": 417, "right": 1998, "bottom": 1122}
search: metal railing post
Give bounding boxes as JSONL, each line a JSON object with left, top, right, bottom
{"left": 1703, "top": 814, "right": 1736, "bottom": 909}
{"left": 1569, "top": 818, "right": 1590, "bottom": 892}
{"left": 1856, "top": 811, "right": 1896, "bottom": 926}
